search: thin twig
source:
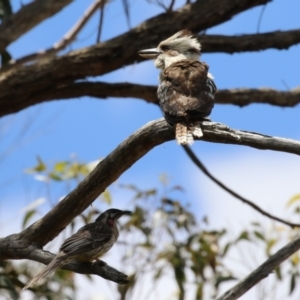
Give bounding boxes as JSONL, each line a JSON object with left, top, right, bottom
{"left": 8, "top": 0, "right": 107, "bottom": 67}
{"left": 182, "top": 145, "right": 300, "bottom": 228}
{"left": 257, "top": 3, "right": 268, "bottom": 33}
{"left": 96, "top": 1, "right": 105, "bottom": 43}
{"left": 168, "top": 0, "right": 176, "bottom": 11}
{"left": 121, "top": 0, "right": 131, "bottom": 28}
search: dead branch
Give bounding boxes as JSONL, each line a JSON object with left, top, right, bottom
{"left": 0, "top": 0, "right": 270, "bottom": 110}
{"left": 199, "top": 29, "right": 300, "bottom": 53}
{"left": 217, "top": 236, "right": 300, "bottom": 300}
{"left": 1, "top": 81, "right": 299, "bottom": 117}
{"left": 0, "top": 236, "right": 128, "bottom": 284}
{"left": 0, "top": 0, "right": 72, "bottom": 53}
{"left": 8, "top": 0, "right": 107, "bottom": 66}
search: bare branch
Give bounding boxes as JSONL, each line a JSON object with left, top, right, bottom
{"left": 216, "top": 87, "right": 300, "bottom": 107}
{"left": 0, "top": 0, "right": 270, "bottom": 107}
{"left": 0, "top": 0, "right": 72, "bottom": 53}
{"left": 8, "top": 0, "right": 107, "bottom": 66}
{"left": 199, "top": 29, "right": 300, "bottom": 53}
{"left": 182, "top": 145, "right": 300, "bottom": 228}
{"left": 1, "top": 81, "right": 299, "bottom": 117}
{"left": 16, "top": 119, "right": 300, "bottom": 247}
{"left": 217, "top": 236, "right": 300, "bottom": 300}
{"left": 0, "top": 236, "right": 129, "bottom": 284}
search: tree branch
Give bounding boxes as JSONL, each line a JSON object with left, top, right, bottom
{"left": 0, "top": 0, "right": 270, "bottom": 107}
{"left": 216, "top": 87, "right": 300, "bottom": 107}
{"left": 1, "top": 119, "right": 300, "bottom": 284}
{"left": 0, "top": 0, "right": 72, "bottom": 53}
{"left": 14, "top": 119, "right": 300, "bottom": 248}
{"left": 217, "top": 236, "right": 300, "bottom": 300}
{"left": 1, "top": 81, "right": 299, "bottom": 117}
{"left": 199, "top": 29, "right": 300, "bottom": 53}
{"left": 182, "top": 145, "right": 300, "bottom": 228}
{"left": 8, "top": 0, "right": 107, "bottom": 67}
{"left": 0, "top": 236, "right": 129, "bottom": 284}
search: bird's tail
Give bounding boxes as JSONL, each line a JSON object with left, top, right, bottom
{"left": 175, "top": 123, "right": 194, "bottom": 145}
{"left": 23, "top": 252, "right": 66, "bottom": 290}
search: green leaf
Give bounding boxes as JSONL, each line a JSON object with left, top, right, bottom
{"left": 254, "top": 230, "right": 265, "bottom": 241}
{"left": 54, "top": 161, "right": 69, "bottom": 172}
{"left": 22, "top": 210, "right": 36, "bottom": 229}
{"left": 251, "top": 221, "right": 261, "bottom": 227}
{"left": 24, "top": 156, "right": 47, "bottom": 174}
{"left": 153, "top": 268, "right": 163, "bottom": 280}
{"left": 222, "top": 242, "right": 232, "bottom": 257}
{"left": 195, "top": 282, "right": 203, "bottom": 300}
{"left": 287, "top": 194, "right": 300, "bottom": 207}
{"left": 36, "top": 156, "right": 46, "bottom": 172}
{"left": 140, "top": 226, "right": 151, "bottom": 236}
{"left": 266, "top": 238, "right": 277, "bottom": 256}
{"left": 145, "top": 189, "right": 157, "bottom": 196}
{"left": 236, "top": 231, "right": 249, "bottom": 242}
{"left": 119, "top": 184, "right": 139, "bottom": 192}
{"left": 101, "top": 190, "right": 112, "bottom": 204}
{"left": 0, "top": 276, "right": 18, "bottom": 300}
{"left": 290, "top": 273, "right": 296, "bottom": 294}
{"left": 290, "top": 254, "right": 300, "bottom": 266}
{"left": 275, "top": 266, "right": 282, "bottom": 280}
{"left": 49, "top": 172, "right": 62, "bottom": 181}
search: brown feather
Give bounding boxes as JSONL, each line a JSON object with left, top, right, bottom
{"left": 23, "top": 209, "right": 130, "bottom": 289}
{"left": 158, "top": 59, "right": 215, "bottom": 126}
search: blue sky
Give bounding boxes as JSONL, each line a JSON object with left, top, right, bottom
{"left": 1, "top": 1, "right": 300, "bottom": 298}
{"left": 1, "top": 0, "right": 300, "bottom": 227}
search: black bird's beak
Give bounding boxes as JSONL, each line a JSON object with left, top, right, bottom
{"left": 138, "top": 48, "right": 161, "bottom": 59}
{"left": 113, "top": 210, "right": 132, "bottom": 220}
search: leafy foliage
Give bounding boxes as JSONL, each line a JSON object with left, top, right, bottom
{"left": 2, "top": 156, "right": 300, "bottom": 299}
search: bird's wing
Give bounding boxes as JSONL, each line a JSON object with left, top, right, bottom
{"left": 159, "top": 60, "right": 216, "bottom": 122}
{"left": 59, "top": 223, "right": 112, "bottom": 256}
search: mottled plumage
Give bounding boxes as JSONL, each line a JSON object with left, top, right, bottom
{"left": 158, "top": 59, "right": 215, "bottom": 124}
{"left": 139, "top": 30, "right": 217, "bottom": 145}
{"left": 23, "top": 209, "right": 131, "bottom": 290}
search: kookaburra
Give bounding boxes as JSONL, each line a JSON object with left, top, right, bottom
{"left": 139, "top": 29, "right": 217, "bottom": 145}
{"left": 23, "top": 209, "right": 132, "bottom": 290}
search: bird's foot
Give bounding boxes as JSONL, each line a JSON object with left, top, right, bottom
{"left": 190, "top": 122, "right": 203, "bottom": 139}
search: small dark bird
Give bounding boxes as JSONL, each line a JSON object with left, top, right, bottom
{"left": 139, "top": 29, "right": 217, "bottom": 145}
{"left": 23, "top": 209, "right": 132, "bottom": 290}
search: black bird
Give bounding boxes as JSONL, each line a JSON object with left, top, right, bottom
{"left": 23, "top": 208, "right": 132, "bottom": 289}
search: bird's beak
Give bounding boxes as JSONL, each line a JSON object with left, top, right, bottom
{"left": 113, "top": 210, "right": 132, "bottom": 220}
{"left": 138, "top": 48, "right": 161, "bottom": 59}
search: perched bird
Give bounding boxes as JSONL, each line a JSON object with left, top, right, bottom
{"left": 23, "top": 208, "right": 132, "bottom": 290}
{"left": 139, "top": 29, "right": 217, "bottom": 145}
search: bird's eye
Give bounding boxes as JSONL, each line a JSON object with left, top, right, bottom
{"left": 188, "top": 48, "right": 199, "bottom": 54}
{"left": 161, "top": 45, "right": 170, "bottom": 51}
